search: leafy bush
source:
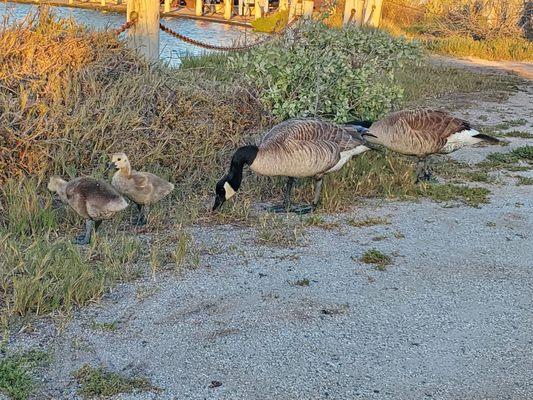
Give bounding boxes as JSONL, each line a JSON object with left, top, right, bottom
{"left": 229, "top": 21, "right": 421, "bottom": 122}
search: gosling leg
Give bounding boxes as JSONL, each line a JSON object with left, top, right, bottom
{"left": 74, "top": 219, "right": 95, "bottom": 245}
{"left": 133, "top": 203, "right": 147, "bottom": 226}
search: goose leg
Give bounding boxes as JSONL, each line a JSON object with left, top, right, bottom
{"left": 312, "top": 178, "right": 323, "bottom": 209}
{"left": 268, "top": 177, "right": 295, "bottom": 213}
{"left": 74, "top": 219, "right": 94, "bottom": 245}
{"left": 415, "top": 157, "right": 432, "bottom": 183}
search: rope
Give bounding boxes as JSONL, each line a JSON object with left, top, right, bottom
{"left": 113, "top": 18, "right": 137, "bottom": 35}
{"left": 159, "top": 16, "right": 299, "bottom": 52}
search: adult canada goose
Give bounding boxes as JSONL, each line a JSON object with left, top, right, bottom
{"left": 108, "top": 153, "right": 174, "bottom": 226}
{"left": 47, "top": 176, "right": 128, "bottom": 245}
{"left": 348, "top": 109, "right": 499, "bottom": 181}
{"left": 212, "top": 118, "right": 373, "bottom": 214}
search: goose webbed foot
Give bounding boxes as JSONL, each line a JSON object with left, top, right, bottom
{"left": 73, "top": 219, "right": 97, "bottom": 245}
{"left": 73, "top": 234, "right": 90, "bottom": 246}
{"left": 266, "top": 203, "right": 313, "bottom": 215}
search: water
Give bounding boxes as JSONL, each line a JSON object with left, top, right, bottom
{"left": 0, "top": 1, "right": 259, "bottom": 65}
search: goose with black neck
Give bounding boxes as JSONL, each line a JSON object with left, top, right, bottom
{"left": 212, "top": 118, "right": 374, "bottom": 214}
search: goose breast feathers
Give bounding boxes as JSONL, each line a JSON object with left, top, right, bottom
{"left": 368, "top": 109, "right": 471, "bottom": 156}
{"left": 251, "top": 118, "right": 365, "bottom": 178}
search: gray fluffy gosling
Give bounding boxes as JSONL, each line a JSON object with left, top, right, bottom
{"left": 48, "top": 176, "right": 128, "bottom": 245}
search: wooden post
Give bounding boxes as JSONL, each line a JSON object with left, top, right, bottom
{"left": 254, "top": 0, "right": 261, "bottom": 19}
{"left": 69, "top": 0, "right": 74, "bottom": 4}
{"left": 195, "top": 0, "right": 203, "bottom": 16}
{"left": 126, "top": 0, "right": 160, "bottom": 61}
{"left": 164, "top": 0, "right": 171, "bottom": 13}
{"left": 363, "top": 0, "right": 383, "bottom": 27}
{"left": 101, "top": 0, "right": 106, "bottom": 6}
{"left": 262, "top": 0, "right": 269, "bottom": 14}
{"left": 224, "top": 0, "right": 232, "bottom": 19}
{"left": 343, "top": 0, "right": 364, "bottom": 26}
{"left": 302, "top": 0, "right": 313, "bottom": 18}
{"left": 279, "top": 0, "right": 288, "bottom": 11}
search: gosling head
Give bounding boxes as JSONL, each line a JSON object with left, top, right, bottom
{"left": 47, "top": 175, "right": 66, "bottom": 193}
{"left": 212, "top": 177, "right": 238, "bottom": 211}
{"left": 107, "top": 152, "right": 130, "bottom": 173}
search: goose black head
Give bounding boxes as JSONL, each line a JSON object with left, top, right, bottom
{"left": 212, "top": 177, "right": 238, "bottom": 211}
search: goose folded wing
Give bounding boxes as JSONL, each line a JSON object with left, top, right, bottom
{"left": 401, "top": 109, "right": 471, "bottom": 141}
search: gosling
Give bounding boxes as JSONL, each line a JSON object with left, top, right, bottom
{"left": 108, "top": 153, "right": 174, "bottom": 226}
{"left": 347, "top": 109, "right": 499, "bottom": 182}
{"left": 212, "top": 118, "right": 373, "bottom": 214}
{"left": 48, "top": 176, "right": 128, "bottom": 245}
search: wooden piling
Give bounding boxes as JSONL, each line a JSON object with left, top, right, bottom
{"left": 126, "top": 0, "right": 160, "bottom": 61}
{"left": 195, "top": 0, "right": 203, "bottom": 16}
{"left": 363, "top": 0, "right": 383, "bottom": 27}
{"left": 343, "top": 0, "right": 364, "bottom": 26}
{"left": 224, "top": 0, "right": 232, "bottom": 20}
{"left": 302, "top": 0, "right": 313, "bottom": 18}
{"left": 164, "top": 0, "right": 171, "bottom": 13}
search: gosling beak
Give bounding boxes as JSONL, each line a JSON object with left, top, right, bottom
{"left": 212, "top": 195, "right": 225, "bottom": 212}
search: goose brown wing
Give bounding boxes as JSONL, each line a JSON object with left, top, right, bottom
{"left": 373, "top": 110, "right": 471, "bottom": 155}
{"left": 257, "top": 118, "right": 361, "bottom": 177}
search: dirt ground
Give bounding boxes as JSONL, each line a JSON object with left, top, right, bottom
{"left": 3, "top": 61, "right": 533, "bottom": 400}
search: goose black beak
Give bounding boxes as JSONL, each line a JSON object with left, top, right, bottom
{"left": 212, "top": 195, "right": 225, "bottom": 212}
{"left": 363, "top": 132, "right": 377, "bottom": 138}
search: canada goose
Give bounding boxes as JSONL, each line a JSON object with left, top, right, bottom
{"left": 212, "top": 118, "right": 373, "bottom": 214}
{"left": 108, "top": 153, "right": 174, "bottom": 226}
{"left": 47, "top": 176, "right": 128, "bottom": 245}
{"left": 348, "top": 109, "right": 500, "bottom": 181}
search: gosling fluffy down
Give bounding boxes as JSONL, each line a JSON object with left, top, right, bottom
{"left": 109, "top": 153, "right": 174, "bottom": 225}
{"left": 48, "top": 176, "right": 128, "bottom": 244}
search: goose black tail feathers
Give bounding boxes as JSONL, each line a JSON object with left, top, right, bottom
{"left": 344, "top": 120, "right": 374, "bottom": 129}
{"left": 474, "top": 133, "right": 500, "bottom": 144}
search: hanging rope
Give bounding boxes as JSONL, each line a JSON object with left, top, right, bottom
{"left": 159, "top": 16, "right": 299, "bottom": 52}
{"left": 113, "top": 14, "right": 138, "bottom": 35}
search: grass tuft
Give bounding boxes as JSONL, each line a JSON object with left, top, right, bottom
{"left": 0, "top": 350, "right": 49, "bottom": 400}
{"left": 72, "top": 365, "right": 157, "bottom": 398}
{"left": 360, "top": 249, "right": 392, "bottom": 271}
{"left": 347, "top": 217, "right": 390, "bottom": 228}
{"left": 421, "top": 183, "right": 490, "bottom": 207}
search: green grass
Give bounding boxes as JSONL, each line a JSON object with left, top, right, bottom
{"left": 90, "top": 321, "right": 118, "bottom": 332}
{"left": 360, "top": 249, "right": 392, "bottom": 271}
{"left": 396, "top": 63, "right": 519, "bottom": 108}
{"left": 480, "top": 146, "right": 533, "bottom": 170}
{"left": 0, "top": 179, "right": 142, "bottom": 326}
{"left": 346, "top": 217, "right": 390, "bottom": 228}
{"left": 0, "top": 350, "right": 49, "bottom": 400}
{"left": 73, "top": 365, "right": 157, "bottom": 398}
{"left": 424, "top": 36, "right": 533, "bottom": 62}
{"left": 504, "top": 131, "right": 532, "bottom": 139}
{"left": 516, "top": 176, "right": 533, "bottom": 186}
{"left": 421, "top": 183, "right": 490, "bottom": 207}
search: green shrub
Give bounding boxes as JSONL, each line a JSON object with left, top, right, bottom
{"left": 229, "top": 21, "right": 421, "bottom": 122}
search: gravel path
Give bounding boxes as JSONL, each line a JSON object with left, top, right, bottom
{"left": 5, "top": 71, "right": 533, "bottom": 400}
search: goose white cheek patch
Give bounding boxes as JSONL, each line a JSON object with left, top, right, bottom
{"left": 224, "top": 182, "right": 236, "bottom": 199}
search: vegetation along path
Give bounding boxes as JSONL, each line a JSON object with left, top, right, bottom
{"left": 2, "top": 66, "right": 532, "bottom": 399}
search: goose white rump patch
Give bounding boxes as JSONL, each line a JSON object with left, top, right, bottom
{"left": 441, "top": 129, "right": 482, "bottom": 153}
{"left": 327, "top": 145, "right": 370, "bottom": 173}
